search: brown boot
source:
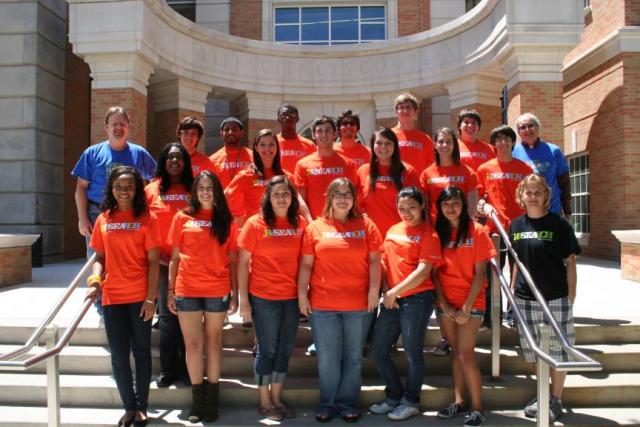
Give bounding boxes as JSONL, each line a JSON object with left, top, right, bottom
{"left": 188, "top": 383, "right": 206, "bottom": 423}
{"left": 204, "top": 382, "right": 220, "bottom": 422}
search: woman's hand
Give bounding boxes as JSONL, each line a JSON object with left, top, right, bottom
{"left": 227, "top": 293, "right": 239, "bottom": 315}
{"left": 382, "top": 290, "right": 399, "bottom": 310}
{"left": 441, "top": 302, "right": 457, "bottom": 320}
{"left": 239, "top": 299, "right": 252, "bottom": 323}
{"left": 139, "top": 300, "right": 156, "bottom": 322}
{"left": 455, "top": 305, "right": 471, "bottom": 325}
{"left": 298, "top": 294, "right": 312, "bottom": 317}
{"left": 167, "top": 293, "right": 178, "bottom": 315}
{"left": 368, "top": 288, "right": 381, "bottom": 312}
{"left": 85, "top": 285, "right": 99, "bottom": 302}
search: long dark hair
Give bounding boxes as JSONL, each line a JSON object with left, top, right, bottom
{"left": 434, "top": 127, "right": 461, "bottom": 166}
{"left": 155, "top": 143, "right": 193, "bottom": 193}
{"left": 369, "top": 127, "right": 405, "bottom": 191}
{"left": 252, "top": 129, "right": 284, "bottom": 176}
{"left": 102, "top": 166, "right": 147, "bottom": 218}
{"left": 396, "top": 186, "right": 426, "bottom": 221}
{"left": 261, "top": 175, "right": 300, "bottom": 229}
{"left": 186, "top": 171, "right": 232, "bottom": 245}
{"left": 435, "top": 186, "right": 470, "bottom": 248}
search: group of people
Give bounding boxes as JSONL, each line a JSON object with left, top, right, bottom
{"left": 71, "top": 93, "right": 580, "bottom": 426}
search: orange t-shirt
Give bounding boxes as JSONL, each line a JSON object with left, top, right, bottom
{"left": 477, "top": 158, "right": 532, "bottom": 233}
{"left": 383, "top": 221, "right": 442, "bottom": 297}
{"left": 334, "top": 141, "right": 371, "bottom": 168}
{"left": 169, "top": 209, "right": 238, "bottom": 298}
{"left": 437, "top": 221, "right": 496, "bottom": 310}
{"left": 392, "top": 127, "right": 435, "bottom": 173}
{"left": 225, "top": 167, "right": 294, "bottom": 218}
{"left": 356, "top": 163, "right": 420, "bottom": 236}
{"left": 190, "top": 150, "right": 216, "bottom": 177}
{"left": 294, "top": 152, "right": 357, "bottom": 219}
{"left": 145, "top": 180, "right": 191, "bottom": 259}
{"left": 277, "top": 133, "right": 316, "bottom": 174}
{"left": 419, "top": 164, "right": 478, "bottom": 224}
{"left": 302, "top": 216, "right": 382, "bottom": 311}
{"left": 458, "top": 139, "right": 496, "bottom": 172}
{"left": 209, "top": 145, "right": 253, "bottom": 188}
{"left": 89, "top": 210, "right": 159, "bottom": 306}
{"left": 238, "top": 214, "right": 307, "bottom": 300}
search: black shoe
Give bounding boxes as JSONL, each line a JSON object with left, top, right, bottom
{"left": 133, "top": 410, "right": 148, "bottom": 426}
{"left": 204, "top": 382, "right": 220, "bottom": 422}
{"left": 155, "top": 374, "right": 177, "bottom": 388}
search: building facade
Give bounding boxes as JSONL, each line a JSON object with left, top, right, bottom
{"left": 0, "top": 0, "right": 637, "bottom": 261}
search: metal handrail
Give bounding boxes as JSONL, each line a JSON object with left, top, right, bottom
{"left": 487, "top": 211, "right": 601, "bottom": 372}
{"left": 0, "top": 253, "right": 96, "bottom": 368}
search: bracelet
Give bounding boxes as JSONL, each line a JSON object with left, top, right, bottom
{"left": 144, "top": 299, "right": 156, "bottom": 304}
{"left": 86, "top": 274, "right": 102, "bottom": 288}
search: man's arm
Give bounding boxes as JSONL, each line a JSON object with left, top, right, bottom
{"left": 558, "top": 172, "right": 572, "bottom": 216}
{"left": 75, "top": 178, "right": 92, "bottom": 236}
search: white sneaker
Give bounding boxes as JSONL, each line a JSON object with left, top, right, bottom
{"left": 368, "top": 400, "right": 397, "bottom": 415}
{"left": 387, "top": 404, "right": 419, "bottom": 421}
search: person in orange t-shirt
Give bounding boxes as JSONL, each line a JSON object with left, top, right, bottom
{"left": 456, "top": 109, "right": 496, "bottom": 173}
{"left": 368, "top": 187, "right": 441, "bottom": 421}
{"left": 145, "top": 143, "right": 193, "bottom": 389}
{"left": 298, "top": 178, "right": 381, "bottom": 422}
{"left": 294, "top": 116, "right": 357, "bottom": 219}
{"left": 87, "top": 166, "right": 160, "bottom": 427}
{"left": 237, "top": 175, "right": 307, "bottom": 420}
{"left": 225, "top": 129, "right": 311, "bottom": 228}
{"left": 357, "top": 127, "right": 420, "bottom": 236}
{"left": 167, "top": 171, "right": 238, "bottom": 423}
{"left": 276, "top": 104, "right": 316, "bottom": 173}
{"left": 176, "top": 116, "right": 216, "bottom": 176}
{"left": 419, "top": 127, "right": 478, "bottom": 225}
{"left": 209, "top": 117, "right": 252, "bottom": 188}
{"left": 432, "top": 186, "right": 496, "bottom": 425}
{"left": 391, "top": 93, "right": 435, "bottom": 172}
{"left": 334, "top": 110, "right": 370, "bottom": 168}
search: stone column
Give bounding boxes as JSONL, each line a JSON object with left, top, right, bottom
{"left": 445, "top": 73, "right": 505, "bottom": 141}
{"left": 84, "top": 53, "right": 154, "bottom": 147}
{"left": 373, "top": 93, "right": 398, "bottom": 129}
{"left": 148, "top": 77, "right": 211, "bottom": 157}
{"left": 0, "top": 0, "right": 67, "bottom": 261}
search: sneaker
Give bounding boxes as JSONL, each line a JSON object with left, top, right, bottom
{"left": 523, "top": 397, "right": 537, "bottom": 418}
{"left": 307, "top": 343, "right": 316, "bottom": 355}
{"left": 368, "top": 400, "right": 397, "bottom": 415}
{"left": 437, "top": 402, "right": 467, "bottom": 419}
{"left": 464, "top": 410, "right": 486, "bottom": 426}
{"left": 387, "top": 404, "right": 419, "bottom": 421}
{"left": 549, "top": 396, "right": 563, "bottom": 422}
{"left": 430, "top": 338, "right": 451, "bottom": 356}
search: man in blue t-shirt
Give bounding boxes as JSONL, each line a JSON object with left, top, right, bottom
{"left": 72, "top": 106, "right": 156, "bottom": 254}
{"left": 512, "top": 113, "right": 571, "bottom": 217}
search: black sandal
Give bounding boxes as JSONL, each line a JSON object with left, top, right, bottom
{"left": 117, "top": 411, "right": 135, "bottom": 427}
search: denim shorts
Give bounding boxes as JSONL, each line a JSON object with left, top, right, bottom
{"left": 436, "top": 307, "right": 485, "bottom": 321}
{"left": 175, "top": 294, "right": 230, "bottom": 313}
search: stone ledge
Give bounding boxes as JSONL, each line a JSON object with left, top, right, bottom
{"left": 612, "top": 230, "right": 640, "bottom": 282}
{"left": 0, "top": 234, "right": 39, "bottom": 249}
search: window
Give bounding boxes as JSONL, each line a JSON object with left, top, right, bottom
{"left": 569, "top": 153, "right": 589, "bottom": 234}
{"left": 274, "top": 6, "right": 386, "bottom": 45}
{"left": 166, "top": 0, "right": 196, "bottom": 22}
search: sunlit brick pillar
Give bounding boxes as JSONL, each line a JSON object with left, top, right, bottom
{"left": 85, "top": 53, "right": 153, "bottom": 147}
{"left": 148, "top": 77, "right": 211, "bottom": 157}
{"left": 445, "top": 74, "right": 505, "bottom": 141}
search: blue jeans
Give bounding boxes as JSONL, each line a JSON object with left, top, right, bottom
{"left": 310, "top": 309, "right": 373, "bottom": 416}
{"left": 250, "top": 295, "right": 300, "bottom": 385}
{"left": 103, "top": 301, "right": 152, "bottom": 411}
{"left": 157, "top": 265, "right": 186, "bottom": 378}
{"left": 369, "top": 290, "right": 434, "bottom": 406}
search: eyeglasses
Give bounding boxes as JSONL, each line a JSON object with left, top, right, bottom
{"left": 332, "top": 192, "right": 353, "bottom": 199}
{"left": 518, "top": 122, "right": 537, "bottom": 131}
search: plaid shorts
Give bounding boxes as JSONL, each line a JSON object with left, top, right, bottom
{"left": 515, "top": 296, "right": 575, "bottom": 363}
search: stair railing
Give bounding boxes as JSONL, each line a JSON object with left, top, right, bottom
{"left": 486, "top": 211, "right": 601, "bottom": 427}
{"left": 0, "top": 254, "right": 96, "bottom": 427}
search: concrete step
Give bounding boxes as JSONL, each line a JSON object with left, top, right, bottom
{"left": 0, "top": 405, "right": 639, "bottom": 426}
{"left": 1, "top": 372, "right": 639, "bottom": 410}
{"left": 2, "top": 322, "right": 639, "bottom": 348}
{"left": 3, "top": 343, "right": 640, "bottom": 376}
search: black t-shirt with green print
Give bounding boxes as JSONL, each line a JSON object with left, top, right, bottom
{"left": 509, "top": 212, "right": 581, "bottom": 301}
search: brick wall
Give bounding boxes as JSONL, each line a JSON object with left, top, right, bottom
{"left": 91, "top": 88, "right": 148, "bottom": 147}
{"left": 419, "top": 97, "right": 433, "bottom": 136}
{"left": 64, "top": 46, "right": 91, "bottom": 260}
{"left": 398, "top": 0, "right": 431, "bottom": 36}
{"left": 450, "top": 103, "right": 503, "bottom": 142}
{"left": 230, "top": 0, "right": 262, "bottom": 40}
{"left": 621, "top": 242, "right": 640, "bottom": 282}
{"left": 507, "top": 81, "right": 564, "bottom": 147}
{"left": 0, "top": 247, "right": 31, "bottom": 286}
